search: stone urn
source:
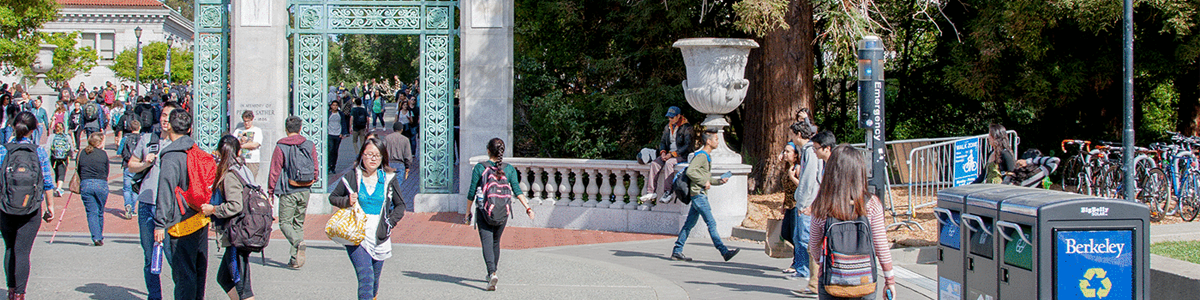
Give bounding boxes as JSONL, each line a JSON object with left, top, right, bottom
{"left": 27, "top": 44, "right": 59, "bottom": 103}
{"left": 668, "top": 38, "right": 757, "bottom": 238}
{"left": 673, "top": 38, "right": 758, "bottom": 165}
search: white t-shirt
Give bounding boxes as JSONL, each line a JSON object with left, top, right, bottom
{"left": 233, "top": 126, "right": 264, "bottom": 163}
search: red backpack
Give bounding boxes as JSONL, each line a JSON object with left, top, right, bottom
{"left": 173, "top": 145, "right": 217, "bottom": 213}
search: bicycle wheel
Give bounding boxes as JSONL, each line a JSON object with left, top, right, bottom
{"left": 1183, "top": 172, "right": 1200, "bottom": 221}
{"left": 1140, "top": 168, "right": 1168, "bottom": 222}
{"left": 1061, "top": 156, "right": 1084, "bottom": 191}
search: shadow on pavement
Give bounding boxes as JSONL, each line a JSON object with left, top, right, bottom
{"left": 74, "top": 282, "right": 146, "bottom": 300}
{"left": 609, "top": 249, "right": 672, "bottom": 261}
{"left": 684, "top": 280, "right": 794, "bottom": 295}
{"left": 402, "top": 271, "right": 486, "bottom": 291}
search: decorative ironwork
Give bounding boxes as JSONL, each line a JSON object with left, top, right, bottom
{"left": 328, "top": 6, "right": 421, "bottom": 30}
{"left": 420, "top": 34, "right": 454, "bottom": 193}
{"left": 298, "top": 6, "right": 322, "bottom": 30}
{"left": 293, "top": 34, "right": 327, "bottom": 190}
{"left": 192, "top": 0, "right": 227, "bottom": 152}
{"left": 425, "top": 6, "right": 450, "bottom": 30}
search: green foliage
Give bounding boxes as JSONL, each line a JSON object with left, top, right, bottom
{"left": 732, "top": 0, "right": 789, "bottom": 37}
{"left": 0, "top": 0, "right": 59, "bottom": 70}
{"left": 1140, "top": 80, "right": 1178, "bottom": 142}
{"left": 19, "top": 32, "right": 99, "bottom": 83}
{"left": 164, "top": 0, "right": 193, "bottom": 20}
{"left": 327, "top": 35, "right": 420, "bottom": 86}
{"left": 111, "top": 41, "right": 193, "bottom": 83}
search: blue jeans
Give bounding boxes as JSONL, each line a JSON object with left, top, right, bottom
{"left": 672, "top": 194, "right": 729, "bottom": 255}
{"left": 123, "top": 169, "right": 136, "bottom": 209}
{"left": 138, "top": 202, "right": 162, "bottom": 300}
{"left": 346, "top": 245, "right": 385, "bottom": 300}
{"left": 80, "top": 179, "right": 108, "bottom": 242}
{"left": 790, "top": 208, "right": 813, "bottom": 277}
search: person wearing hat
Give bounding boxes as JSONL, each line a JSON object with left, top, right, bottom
{"left": 639, "top": 106, "right": 693, "bottom": 203}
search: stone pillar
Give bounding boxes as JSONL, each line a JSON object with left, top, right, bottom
{"left": 440, "top": 0, "right": 513, "bottom": 213}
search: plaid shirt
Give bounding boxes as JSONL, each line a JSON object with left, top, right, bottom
{"left": 0, "top": 138, "right": 57, "bottom": 191}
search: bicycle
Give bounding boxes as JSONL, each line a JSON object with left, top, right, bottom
{"left": 1157, "top": 132, "right": 1200, "bottom": 222}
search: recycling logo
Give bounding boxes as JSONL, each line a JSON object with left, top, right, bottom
{"left": 1078, "top": 268, "right": 1112, "bottom": 298}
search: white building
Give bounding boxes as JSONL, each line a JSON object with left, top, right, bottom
{"left": 3, "top": 0, "right": 194, "bottom": 92}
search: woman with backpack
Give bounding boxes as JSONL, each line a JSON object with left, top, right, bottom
{"left": 328, "top": 137, "right": 406, "bottom": 300}
{"left": 466, "top": 138, "right": 535, "bottom": 291}
{"left": 49, "top": 122, "right": 74, "bottom": 197}
{"left": 77, "top": 132, "right": 109, "bottom": 246}
{"left": 371, "top": 90, "right": 385, "bottom": 129}
{"left": 803, "top": 144, "right": 895, "bottom": 299}
{"left": 199, "top": 135, "right": 257, "bottom": 300}
{"left": 972, "top": 123, "right": 1016, "bottom": 184}
{"left": 0, "top": 111, "right": 58, "bottom": 300}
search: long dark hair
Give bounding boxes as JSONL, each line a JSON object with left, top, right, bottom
{"left": 487, "top": 138, "right": 506, "bottom": 177}
{"left": 211, "top": 135, "right": 245, "bottom": 192}
{"left": 811, "top": 144, "right": 870, "bottom": 221}
{"left": 988, "top": 123, "right": 1010, "bottom": 163}
{"left": 12, "top": 111, "right": 36, "bottom": 139}
{"left": 355, "top": 137, "right": 394, "bottom": 173}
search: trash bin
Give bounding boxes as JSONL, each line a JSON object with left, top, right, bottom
{"left": 996, "top": 188, "right": 1149, "bottom": 300}
{"left": 935, "top": 184, "right": 1010, "bottom": 300}
{"left": 961, "top": 187, "right": 1046, "bottom": 300}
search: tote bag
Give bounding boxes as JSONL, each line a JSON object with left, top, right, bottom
{"left": 325, "top": 178, "right": 367, "bottom": 245}
{"left": 764, "top": 218, "right": 795, "bottom": 258}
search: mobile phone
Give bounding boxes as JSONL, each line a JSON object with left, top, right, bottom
{"left": 886, "top": 288, "right": 893, "bottom": 300}
{"left": 720, "top": 171, "right": 733, "bottom": 180}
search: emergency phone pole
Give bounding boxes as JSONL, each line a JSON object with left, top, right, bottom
{"left": 858, "top": 36, "right": 888, "bottom": 204}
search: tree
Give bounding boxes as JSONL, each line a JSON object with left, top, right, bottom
{"left": 0, "top": 0, "right": 59, "bottom": 72}
{"left": 327, "top": 34, "right": 420, "bottom": 86}
{"left": 18, "top": 32, "right": 99, "bottom": 84}
{"left": 164, "top": 0, "right": 193, "bottom": 20}
{"left": 111, "top": 41, "right": 193, "bottom": 84}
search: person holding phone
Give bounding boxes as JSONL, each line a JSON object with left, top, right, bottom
{"left": 669, "top": 129, "right": 740, "bottom": 262}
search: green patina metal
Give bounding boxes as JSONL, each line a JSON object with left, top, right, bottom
{"left": 288, "top": 0, "right": 458, "bottom": 193}
{"left": 192, "top": 0, "right": 229, "bottom": 152}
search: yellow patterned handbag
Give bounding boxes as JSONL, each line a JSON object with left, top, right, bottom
{"left": 325, "top": 178, "right": 367, "bottom": 245}
{"left": 168, "top": 213, "right": 211, "bottom": 237}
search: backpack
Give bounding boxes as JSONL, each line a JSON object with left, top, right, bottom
{"left": 129, "top": 134, "right": 158, "bottom": 192}
{"left": 820, "top": 215, "right": 879, "bottom": 298}
{"left": 479, "top": 162, "right": 513, "bottom": 226}
{"left": 103, "top": 89, "right": 115, "bottom": 105}
{"left": 352, "top": 107, "right": 368, "bottom": 130}
{"left": 121, "top": 109, "right": 139, "bottom": 133}
{"left": 670, "top": 151, "right": 710, "bottom": 204}
{"left": 226, "top": 170, "right": 275, "bottom": 252}
{"left": 0, "top": 144, "right": 45, "bottom": 215}
{"left": 173, "top": 145, "right": 217, "bottom": 214}
{"left": 136, "top": 103, "right": 156, "bottom": 132}
{"left": 284, "top": 141, "right": 317, "bottom": 187}
{"left": 120, "top": 132, "right": 142, "bottom": 165}
{"left": 50, "top": 134, "right": 72, "bottom": 160}
{"left": 372, "top": 98, "right": 383, "bottom": 113}
{"left": 82, "top": 102, "right": 100, "bottom": 123}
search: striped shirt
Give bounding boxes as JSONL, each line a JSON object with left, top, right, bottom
{"left": 808, "top": 195, "right": 895, "bottom": 285}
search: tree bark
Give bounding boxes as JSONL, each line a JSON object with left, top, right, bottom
{"left": 743, "top": 0, "right": 815, "bottom": 194}
{"left": 1178, "top": 66, "right": 1200, "bottom": 136}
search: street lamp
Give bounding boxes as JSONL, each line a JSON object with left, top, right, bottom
{"left": 164, "top": 35, "right": 172, "bottom": 82}
{"left": 135, "top": 26, "right": 142, "bottom": 96}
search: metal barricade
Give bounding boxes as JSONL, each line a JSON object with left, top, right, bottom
{"left": 888, "top": 131, "right": 1019, "bottom": 230}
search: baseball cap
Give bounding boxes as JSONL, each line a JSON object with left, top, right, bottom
{"left": 665, "top": 106, "right": 681, "bottom": 118}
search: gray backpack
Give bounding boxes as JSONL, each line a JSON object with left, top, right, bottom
{"left": 284, "top": 141, "right": 317, "bottom": 187}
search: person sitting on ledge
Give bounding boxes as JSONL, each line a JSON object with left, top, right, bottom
{"left": 640, "top": 106, "right": 693, "bottom": 204}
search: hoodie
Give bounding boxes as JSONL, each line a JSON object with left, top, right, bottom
{"left": 154, "top": 135, "right": 196, "bottom": 230}
{"left": 328, "top": 169, "right": 405, "bottom": 245}
{"left": 268, "top": 134, "right": 319, "bottom": 196}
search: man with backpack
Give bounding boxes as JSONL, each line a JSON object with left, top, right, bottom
{"left": 127, "top": 102, "right": 180, "bottom": 300}
{"left": 152, "top": 108, "right": 213, "bottom": 300}
{"left": 80, "top": 98, "right": 106, "bottom": 138}
{"left": 350, "top": 98, "right": 369, "bottom": 151}
{"left": 267, "top": 116, "right": 320, "bottom": 269}
{"left": 670, "top": 129, "right": 740, "bottom": 262}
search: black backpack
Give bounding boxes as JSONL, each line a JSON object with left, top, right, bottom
{"left": 820, "top": 214, "right": 879, "bottom": 298}
{"left": 479, "top": 162, "right": 513, "bottom": 226}
{"left": 226, "top": 171, "right": 274, "bottom": 252}
{"left": 284, "top": 141, "right": 317, "bottom": 187}
{"left": 136, "top": 103, "right": 156, "bottom": 132}
{"left": 352, "top": 107, "right": 368, "bottom": 130}
{"left": 129, "top": 133, "right": 158, "bottom": 192}
{"left": 0, "top": 144, "right": 45, "bottom": 215}
{"left": 120, "top": 132, "right": 142, "bottom": 166}
{"left": 82, "top": 102, "right": 100, "bottom": 123}
{"left": 670, "top": 151, "right": 710, "bottom": 204}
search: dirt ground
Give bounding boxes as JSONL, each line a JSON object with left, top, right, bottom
{"left": 742, "top": 187, "right": 1190, "bottom": 248}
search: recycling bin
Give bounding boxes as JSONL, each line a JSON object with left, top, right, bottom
{"left": 996, "top": 188, "right": 1149, "bottom": 300}
{"left": 960, "top": 187, "right": 1046, "bottom": 300}
{"left": 934, "top": 184, "right": 1010, "bottom": 300}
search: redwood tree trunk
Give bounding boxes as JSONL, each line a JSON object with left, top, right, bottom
{"left": 743, "top": 0, "right": 815, "bottom": 193}
{"left": 1180, "top": 67, "right": 1200, "bottom": 136}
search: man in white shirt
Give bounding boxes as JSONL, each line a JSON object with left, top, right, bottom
{"left": 233, "top": 110, "right": 264, "bottom": 176}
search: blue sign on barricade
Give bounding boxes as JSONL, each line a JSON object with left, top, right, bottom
{"left": 1055, "top": 230, "right": 1133, "bottom": 300}
{"left": 953, "top": 139, "right": 980, "bottom": 186}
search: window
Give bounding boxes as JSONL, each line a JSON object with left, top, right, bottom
{"left": 99, "top": 33, "right": 115, "bottom": 60}
{"left": 80, "top": 32, "right": 96, "bottom": 52}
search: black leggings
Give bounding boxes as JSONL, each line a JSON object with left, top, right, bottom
{"left": 2, "top": 209, "right": 41, "bottom": 294}
{"left": 476, "top": 210, "right": 505, "bottom": 276}
{"left": 216, "top": 247, "right": 253, "bottom": 299}
{"left": 51, "top": 158, "right": 68, "bottom": 183}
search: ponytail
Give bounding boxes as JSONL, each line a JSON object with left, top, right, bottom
{"left": 487, "top": 138, "right": 506, "bottom": 177}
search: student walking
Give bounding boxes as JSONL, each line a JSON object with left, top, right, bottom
{"left": 152, "top": 108, "right": 209, "bottom": 300}
{"left": 127, "top": 102, "right": 180, "bottom": 300}
{"left": 329, "top": 137, "right": 406, "bottom": 300}
{"left": 382, "top": 122, "right": 413, "bottom": 180}
{"left": 328, "top": 100, "right": 345, "bottom": 174}
{"left": 118, "top": 119, "right": 143, "bottom": 219}
{"left": 370, "top": 90, "right": 385, "bottom": 129}
{"left": 233, "top": 111, "right": 264, "bottom": 177}
{"left": 790, "top": 131, "right": 837, "bottom": 294}
{"left": 48, "top": 122, "right": 74, "bottom": 197}
{"left": 802, "top": 144, "right": 895, "bottom": 299}
{"left": 0, "top": 112, "right": 57, "bottom": 300}
{"left": 267, "top": 116, "right": 320, "bottom": 269}
{"left": 350, "top": 98, "right": 369, "bottom": 151}
{"left": 201, "top": 135, "right": 257, "bottom": 300}
{"left": 670, "top": 129, "right": 740, "bottom": 262}
{"left": 466, "top": 138, "right": 535, "bottom": 291}
{"left": 76, "top": 132, "right": 110, "bottom": 246}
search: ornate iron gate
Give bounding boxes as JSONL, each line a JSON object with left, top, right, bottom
{"left": 192, "top": 0, "right": 230, "bottom": 151}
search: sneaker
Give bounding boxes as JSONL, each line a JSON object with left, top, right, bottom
{"left": 660, "top": 193, "right": 675, "bottom": 203}
{"left": 638, "top": 193, "right": 657, "bottom": 202}
{"left": 124, "top": 205, "right": 134, "bottom": 220}
{"left": 93, "top": 240, "right": 103, "bottom": 246}
{"left": 669, "top": 252, "right": 692, "bottom": 261}
{"left": 790, "top": 289, "right": 818, "bottom": 297}
{"left": 723, "top": 248, "right": 741, "bottom": 262}
{"left": 782, "top": 268, "right": 796, "bottom": 274}
{"left": 295, "top": 242, "right": 307, "bottom": 268}
{"left": 486, "top": 273, "right": 499, "bottom": 291}
{"left": 53, "top": 189, "right": 61, "bottom": 197}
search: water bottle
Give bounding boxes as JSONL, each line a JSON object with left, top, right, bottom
{"left": 150, "top": 242, "right": 163, "bottom": 274}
